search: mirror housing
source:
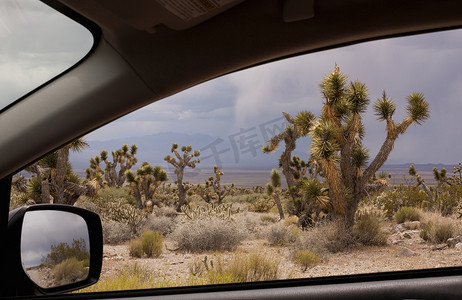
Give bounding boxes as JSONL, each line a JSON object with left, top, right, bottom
{"left": 6, "top": 204, "right": 102, "bottom": 296}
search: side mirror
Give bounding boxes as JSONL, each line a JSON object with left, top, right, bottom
{"left": 7, "top": 204, "right": 102, "bottom": 296}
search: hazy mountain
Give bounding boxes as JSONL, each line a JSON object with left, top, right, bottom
{"left": 70, "top": 131, "right": 290, "bottom": 172}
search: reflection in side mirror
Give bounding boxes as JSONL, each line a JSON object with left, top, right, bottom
{"left": 21, "top": 210, "right": 90, "bottom": 289}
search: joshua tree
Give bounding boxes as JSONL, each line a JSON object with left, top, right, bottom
{"left": 125, "top": 162, "right": 169, "bottom": 210}
{"left": 87, "top": 144, "right": 138, "bottom": 188}
{"left": 196, "top": 165, "right": 234, "bottom": 204}
{"left": 25, "top": 138, "right": 97, "bottom": 205}
{"left": 307, "top": 65, "right": 429, "bottom": 227}
{"left": 266, "top": 169, "right": 285, "bottom": 220}
{"left": 164, "top": 143, "right": 200, "bottom": 212}
{"left": 408, "top": 164, "right": 432, "bottom": 198}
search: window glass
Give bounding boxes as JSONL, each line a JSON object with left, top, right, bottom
{"left": 10, "top": 28, "right": 462, "bottom": 292}
{"left": 0, "top": 0, "right": 93, "bottom": 111}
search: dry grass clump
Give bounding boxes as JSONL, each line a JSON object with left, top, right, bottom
{"left": 292, "top": 250, "right": 321, "bottom": 272}
{"left": 203, "top": 252, "right": 280, "bottom": 284}
{"left": 129, "top": 230, "right": 163, "bottom": 258}
{"left": 260, "top": 214, "right": 278, "bottom": 224}
{"left": 171, "top": 218, "right": 246, "bottom": 252}
{"left": 353, "top": 212, "right": 388, "bottom": 246}
{"left": 265, "top": 223, "right": 299, "bottom": 246}
{"left": 419, "top": 212, "right": 461, "bottom": 244}
{"left": 395, "top": 206, "right": 421, "bottom": 224}
{"left": 53, "top": 257, "right": 88, "bottom": 286}
{"left": 142, "top": 215, "right": 177, "bottom": 236}
{"left": 300, "top": 221, "right": 355, "bottom": 254}
{"left": 77, "top": 263, "right": 205, "bottom": 292}
{"left": 102, "top": 220, "right": 134, "bottom": 244}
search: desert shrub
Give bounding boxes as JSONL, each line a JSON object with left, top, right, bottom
{"left": 102, "top": 220, "right": 134, "bottom": 244}
{"left": 265, "top": 223, "right": 299, "bottom": 246}
{"left": 301, "top": 221, "right": 355, "bottom": 254}
{"left": 152, "top": 206, "right": 178, "bottom": 218}
{"left": 182, "top": 203, "right": 240, "bottom": 221}
{"left": 249, "top": 196, "right": 275, "bottom": 212}
{"left": 96, "top": 186, "right": 137, "bottom": 206}
{"left": 129, "top": 230, "right": 163, "bottom": 258}
{"left": 354, "top": 212, "right": 388, "bottom": 246}
{"left": 172, "top": 218, "right": 246, "bottom": 252}
{"left": 53, "top": 257, "right": 88, "bottom": 285}
{"left": 420, "top": 219, "right": 455, "bottom": 243}
{"left": 208, "top": 253, "right": 279, "bottom": 283}
{"left": 374, "top": 186, "right": 428, "bottom": 218}
{"left": 77, "top": 263, "right": 205, "bottom": 292}
{"left": 141, "top": 231, "right": 163, "bottom": 258}
{"left": 129, "top": 239, "right": 143, "bottom": 258}
{"left": 293, "top": 250, "right": 321, "bottom": 271}
{"left": 142, "top": 215, "right": 177, "bottom": 236}
{"left": 283, "top": 215, "right": 299, "bottom": 227}
{"left": 395, "top": 206, "right": 421, "bottom": 223}
{"left": 260, "top": 214, "right": 278, "bottom": 224}
{"left": 429, "top": 185, "right": 462, "bottom": 216}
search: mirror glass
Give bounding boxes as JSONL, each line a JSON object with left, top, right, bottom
{"left": 21, "top": 210, "right": 90, "bottom": 288}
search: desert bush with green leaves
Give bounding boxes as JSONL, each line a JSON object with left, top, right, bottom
{"left": 293, "top": 250, "right": 321, "bottom": 272}
{"left": 395, "top": 206, "right": 421, "bottom": 223}
{"left": 129, "top": 230, "right": 163, "bottom": 258}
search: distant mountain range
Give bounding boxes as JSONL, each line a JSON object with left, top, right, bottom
{"left": 70, "top": 131, "right": 291, "bottom": 172}
{"left": 69, "top": 132, "right": 456, "bottom": 186}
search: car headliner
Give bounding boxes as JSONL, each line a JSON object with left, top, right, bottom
{"left": 1, "top": 0, "right": 462, "bottom": 180}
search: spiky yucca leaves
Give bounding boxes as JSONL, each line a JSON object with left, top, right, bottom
{"left": 265, "top": 169, "right": 285, "bottom": 220}
{"left": 406, "top": 92, "right": 430, "bottom": 125}
{"left": 297, "top": 178, "right": 331, "bottom": 212}
{"left": 373, "top": 91, "right": 396, "bottom": 121}
{"left": 196, "top": 166, "right": 234, "bottom": 204}
{"left": 24, "top": 138, "right": 96, "bottom": 205}
{"left": 164, "top": 143, "right": 200, "bottom": 212}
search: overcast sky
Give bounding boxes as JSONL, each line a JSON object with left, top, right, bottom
{"left": 1, "top": 1, "right": 462, "bottom": 165}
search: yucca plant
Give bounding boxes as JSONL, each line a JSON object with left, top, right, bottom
{"left": 265, "top": 65, "right": 430, "bottom": 228}
{"left": 24, "top": 138, "right": 97, "bottom": 205}
{"left": 266, "top": 169, "right": 285, "bottom": 220}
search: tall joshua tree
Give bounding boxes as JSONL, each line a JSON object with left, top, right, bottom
{"left": 125, "top": 162, "right": 169, "bottom": 209}
{"left": 262, "top": 111, "right": 316, "bottom": 212}
{"left": 308, "top": 65, "right": 429, "bottom": 227}
{"left": 87, "top": 144, "right": 138, "bottom": 187}
{"left": 164, "top": 143, "right": 200, "bottom": 212}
